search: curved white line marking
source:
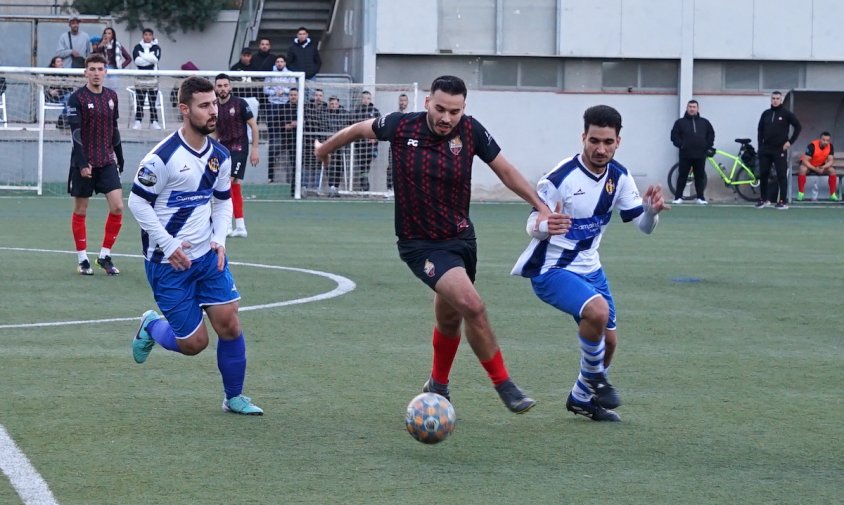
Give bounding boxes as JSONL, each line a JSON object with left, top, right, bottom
{"left": 0, "top": 247, "right": 356, "bottom": 329}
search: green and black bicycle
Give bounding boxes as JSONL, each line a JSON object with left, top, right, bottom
{"left": 668, "top": 138, "right": 761, "bottom": 202}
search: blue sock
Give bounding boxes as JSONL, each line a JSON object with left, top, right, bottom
{"left": 572, "top": 334, "right": 606, "bottom": 402}
{"left": 217, "top": 333, "right": 246, "bottom": 400}
{"left": 147, "top": 318, "right": 181, "bottom": 352}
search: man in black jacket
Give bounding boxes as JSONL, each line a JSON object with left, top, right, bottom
{"left": 286, "top": 27, "right": 322, "bottom": 80}
{"left": 670, "top": 99, "right": 715, "bottom": 204}
{"left": 756, "top": 91, "right": 801, "bottom": 209}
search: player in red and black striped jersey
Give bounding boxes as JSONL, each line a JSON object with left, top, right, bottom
{"left": 65, "top": 53, "right": 125, "bottom": 276}
{"left": 316, "top": 75, "right": 571, "bottom": 415}
{"left": 214, "top": 73, "right": 259, "bottom": 237}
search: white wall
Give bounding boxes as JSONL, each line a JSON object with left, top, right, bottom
{"left": 460, "top": 91, "right": 770, "bottom": 200}
{"left": 115, "top": 10, "right": 239, "bottom": 72}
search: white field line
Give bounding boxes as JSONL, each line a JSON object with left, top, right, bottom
{"left": 0, "top": 246, "right": 356, "bottom": 504}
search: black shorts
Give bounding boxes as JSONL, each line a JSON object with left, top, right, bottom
{"left": 67, "top": 163, "right": 122, "bottom": 198}
{"left": 397, "top": 237, "right": 477, "bottom": 291}
{"left": 230, "top": 151, "right": 248, "bottom": 180}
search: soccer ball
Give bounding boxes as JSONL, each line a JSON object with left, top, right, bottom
{"left": 405, "top": 392, "right": 456, "bottom": 444}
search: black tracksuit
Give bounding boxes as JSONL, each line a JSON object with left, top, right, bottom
{"left": 670, "top": 113, "right": 715, "bottom": 200}
{"left": 757, "top": 104, "right": 801, "bottom": 203}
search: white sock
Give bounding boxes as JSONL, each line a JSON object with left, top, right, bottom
{"left": 77, "top": 251, "right": 89, "bottom": 263}
{"left": 235, "top": 218, "right": 245, "bottom": 230}
{"left": 99, "top": 248, "right": 110, "bottom": 259}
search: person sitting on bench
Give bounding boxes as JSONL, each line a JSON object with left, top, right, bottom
{"left": 796, "top": 131, "right": 837, "bottom": 201}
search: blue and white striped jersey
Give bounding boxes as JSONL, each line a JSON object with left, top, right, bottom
{"left": 511, "top": 154, "right": 644, "bottom": 278}
{"left": 128, "top": 130, "right": 232, "bottom": 263}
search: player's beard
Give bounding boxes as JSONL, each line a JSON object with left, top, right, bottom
{"left": 426, "top": 114, "right": 453, "bottom": 137}
{"left": 189, "top": 115, "right": 216, "bottom": 135}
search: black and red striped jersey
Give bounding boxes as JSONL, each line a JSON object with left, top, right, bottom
{"left": 373, "top": 111, "right": 501, "bottom": 240}
{"left": 215, "top": 96, "right": 254, "bottom": 154}
{"left": 66, "top": 85, "right": 119, "bottom": 169}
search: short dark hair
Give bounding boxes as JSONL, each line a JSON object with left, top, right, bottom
{"left": 687, "top": 99, "right": 699, "bottom": 106}
{"left": 583, "top": 105, "right": 623, "bottom": 135}
{"left": 297, "top": 26, "right": 308, "bottom": 33}
{"left": 329, "top": 96, "right": 340, "bottom": 102}
{"left": 215, "top": 73, "right": 231, "bottom": 83}
{"left": 240, "top": 48, "right": 252, "bottom": 55}
{"left": 179, "top": 76, "right": 214, "bottom": 105}
{"left": 361, "top": 90, "right": 372, "bottom": 97}
{"left": 399, "top": 93, "right": 408, "bottom": 98}
{"left": 821, "top": 131, "right": 831, "bottom": 137}
{"left": 772, "top": 90, "right": 783, "bottom": 97}
{"left": 84, "top": 53, "right": 108, "bottom": 67}
{"left": 142, "top": 28, "right": 154, "bottom": 35}
{"left": 430, "top": 75, "right": 467, "bottom": 98}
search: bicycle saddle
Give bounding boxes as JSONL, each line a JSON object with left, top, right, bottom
{"left": 734, "top": 138, "right": 752, "bottom": 145}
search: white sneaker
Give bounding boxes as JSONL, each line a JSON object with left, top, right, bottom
{"left": 151, "top": 121, "right": 162, "bottom": 130}
{"left": 132, "top": 120, "right": 142, "bottom": 130}
{"left": 231, "top": 228, "right": 248, "bottom": 238}
{"left": 696, "top": 198, "right": 708, "bottom": 205}
{"left": 672, "top": 198, "right": 683, "bottom": 204}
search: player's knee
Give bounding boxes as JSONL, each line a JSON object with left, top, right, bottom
{"left": 458, "top": 295, "right": 487, "bottom": 321}
{"left": 179, "top": 336, "right": 209, "bottom": 355}
{"left": 582, "top": 296, "right": 609, "bottom": 326}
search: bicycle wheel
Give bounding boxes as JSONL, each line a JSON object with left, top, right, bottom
{"left": 734, "top": 166, "right": 761, "bottom": 201}
{"left": 667, "top": 163, "right": 706, "bottom": 200}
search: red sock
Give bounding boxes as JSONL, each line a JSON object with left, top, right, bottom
{"left": 71, "top": 213, "right": 87, "bottom": 252}
{"left": 231, "top": 183, "right": 244, "bottom": 219}
{"left": 480, "top": 349, "right": 510, "bottom": 386}
{"left": 103, "top": 212, "right": 122, "bottom": 249}
{"left": 830, "top": 175, "right": 837, "bottom": 195}
{"left": 798, "top": 174, "right": 807, "bottom": 193}
{"left": 431, "top": 327, "right": 460, "bottom": 384}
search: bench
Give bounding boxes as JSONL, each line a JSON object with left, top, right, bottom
{"left": 788, "top": 154, "right": 844, "bottom": 202}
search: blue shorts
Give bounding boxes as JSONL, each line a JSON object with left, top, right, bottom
{"left": 530, "top": 268, "right": 617, "bottom": 330}
{"left": 144, "top": 249, "right": 240, "bottom": 338}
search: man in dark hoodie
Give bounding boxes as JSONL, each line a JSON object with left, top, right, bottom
{"left": 756, "top": 90, "right": 801, "bottom": 209}
{"left": 286, "top": 27, "right": 322, "bottom": 81}
{"left": 670, "top": 99, "right": 715, "bottom": 204}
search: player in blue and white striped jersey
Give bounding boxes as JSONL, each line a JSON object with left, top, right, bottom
{"left": 127, "top": 76, "right": 263, "bottom": 416}
{"left": 511, "top": 105, "right": 668, "bottom": 422}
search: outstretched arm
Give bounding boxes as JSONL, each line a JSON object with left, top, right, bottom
{"left": 314, "top": 118, "right": 377, "bottom": 166}
{"left": 487, "top": 153, "right": 570, "bottom": 236}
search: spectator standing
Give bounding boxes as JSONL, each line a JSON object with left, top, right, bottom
{"left": 286, "top": 27, "right": 322, "bottom": 82}
{"left": 796, "top": 132, "right": 838, "bottom": 201}
{"left": 132, "top": 28, "right": 162, "bottom": 130}
{"left": 251, "top": 38, "right": 276, "bottom": 73}
{"left": 215, "top": 73, "right": 260, "bottom": 238}
{"left": 65, "top": 53, "right": 125, "bottom": 276}
{"left": 755, "top": 90, "right": 801, "bottom": 209}
{"left": 315, "top": 75, "right": 566, "bottom": 414}
{"left": 93, "top": 27, "right": 131, "bottom": 70}
{"left": 230, "top": 48, "right": 254, "bottom": 74}
{"left": 324, "top": 96, "right": 350, "bottom": 196}
{"left": 670, "top": 99, "right": 715, "bottom": 204}
{"left": 56, "top": 15, "right": 92, "bottom": 69}
{"left": 264, "top": 56, "right": 296, "bottom": 182}
{"left": 511, "top": 105, "right": 667, "bottom": 422}
{"left": 350, "top": 90, "right": 380, "bottom": 191}
{"left": 386, "top": 93, "right": 412, "bottom": 191}
{"left": 127, "top": 76, "right": 263, "bottom": 416}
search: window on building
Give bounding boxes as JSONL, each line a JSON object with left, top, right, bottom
{"left": 602, "top": 60, "right": 678, "bottom": 90}
{"left": 762, "top": 62, "right": 802, "bottom": 90}
{"left": 724, "top": 62, "right": 760, "bottom": 90}
{"left": 481, "top": 59, "right": 518, "bottom": 86}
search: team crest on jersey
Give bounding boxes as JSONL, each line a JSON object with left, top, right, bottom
{"left": 108, "top": 99, "right": 114, "bottom": 110}
{"left": 424, "top": 259, "right": 436, "bottom": 278}
{"left": 229, "top": 106, "right": 236, "bottom": 116}
{"left": 605, "top": 178, "right": 615, "bottom": 195}
{"left": 208, "top": 157, "right": 220, "bottom": 173}
{"left": 449, "top": 136, "right": 463, "bottom": 155}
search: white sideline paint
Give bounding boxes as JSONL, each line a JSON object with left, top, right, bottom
{"left": 0, "top": 425, "right": 59, "bottom": 505}
{"left": 0, "top": 247, "right": 357, "bottom": 503}
{"left": 0, "top": 247, "right": 357, "bottom": 330}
